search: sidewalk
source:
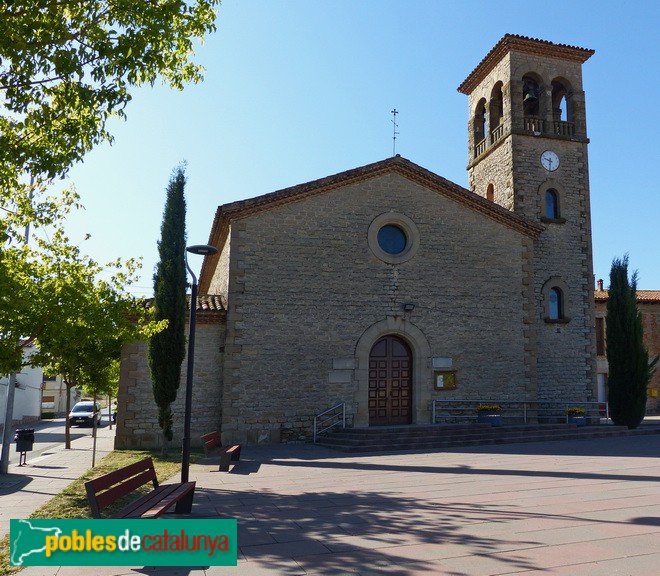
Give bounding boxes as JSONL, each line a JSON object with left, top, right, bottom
{"left": 10, "top": 431, "right": 660, "bottom": 575}
{"left": 0, "top": 418, "right": 116, "bottom": 538}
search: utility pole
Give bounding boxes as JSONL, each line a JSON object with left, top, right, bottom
{"left": 0, "top": 176, "right": 35, "bottom": 474}
{"left": 0, "top": 374, "right": 18, "bottom": 474}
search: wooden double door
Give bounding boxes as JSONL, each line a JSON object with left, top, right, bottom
{"left": 368, "top": 335, "right": 412, "bottom": 426}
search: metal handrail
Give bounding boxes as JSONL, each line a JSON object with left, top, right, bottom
{"left": 431, "top": 399, "right": 609, "bottom": 425}
{"left": 313, "top": 402, "right": 346, "bottom": 443}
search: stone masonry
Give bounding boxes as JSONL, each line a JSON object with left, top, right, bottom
{"left": 207, "top": 163, "right": 542, "bottom": 445}
{"left": 462, "top": 35, "right": 597, "bottom": 406}
{"left": 115, "top": 320, "right": 225, "bottom": 450}
{"left": 118, "top": 35, "right": 603, "bottom": 447}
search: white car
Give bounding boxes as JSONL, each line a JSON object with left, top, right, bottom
{"left": 68, "top": 401, "right": 102, "bottom": 426}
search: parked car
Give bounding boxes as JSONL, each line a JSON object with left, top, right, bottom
{"left": 68, "top": 401, "right": 102, "bottom": 426}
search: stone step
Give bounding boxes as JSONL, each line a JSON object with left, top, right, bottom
{"left": 317, "top": 424, "right": 660, "bottom": 453}
{"left": 324, "top": 423, "right": 581, "bottom": 441}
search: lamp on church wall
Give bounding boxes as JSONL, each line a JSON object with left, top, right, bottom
{"left": 181, "top": 244, "right": 218, "bottom": 488}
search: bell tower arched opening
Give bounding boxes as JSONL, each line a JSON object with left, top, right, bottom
{"left": 522, "top": 75, "right": 541, "bottom": 117}
{"left": 551, "top": 78, "right": 574, "bottom": 137}
{"left": 473, "top": 98, "right": 487, "bottom": 157}
{"left": 489, "top": 82, "right": 504, "bottom": 145}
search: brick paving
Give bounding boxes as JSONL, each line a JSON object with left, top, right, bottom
{"left": 5, "top": 423, "right": 660, "bottom": 575}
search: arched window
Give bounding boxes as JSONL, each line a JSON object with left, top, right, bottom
{"left": 486, "top": 183, "right": 495, "bottom": 202}
{"left": 548, "top": 287, "right": 563, "bottom": 320}
{"left": 542, "top": 278, "right": 570, "bottom": 323}
{"left": 545, "top": 189, "right": 559, "bottom": 219}
{"left": 522, "top": 76, "right": 540, "bottom": 117}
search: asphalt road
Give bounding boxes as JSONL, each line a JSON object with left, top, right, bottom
{"left": 2, "top": 416, "right": 116, "bottom": 466}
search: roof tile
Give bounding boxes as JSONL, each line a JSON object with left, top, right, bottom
{"left": 595, "top": 290, "right": 660, "bottom": 303}
{"left": 458, "top": 34, "right": 594, "bottom": 94}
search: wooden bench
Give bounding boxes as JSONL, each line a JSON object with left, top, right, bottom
{"left": 85, "top": 457, "right": 195, "bottom": 518}
{"left": 200, "top": 431, "right": 241, "bottom": 472}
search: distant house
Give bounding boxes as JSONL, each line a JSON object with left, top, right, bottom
{"left": 41, "top": 374, "right": 80, "bottom": 417}
{"left": 594, "top": 283, "right": 660, "bottom": 413}
{"left": 1, "top": 344, "right": 43, "bottom": 431}
{"left": 0, "top": 344, "right": 76, "bottom": 431}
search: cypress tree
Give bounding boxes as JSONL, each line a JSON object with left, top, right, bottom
{"left": 606, "top": 256, "right": 657, "bottom": 429}
{"left": 148, "top": 166, "right": 187, "bottom": 450}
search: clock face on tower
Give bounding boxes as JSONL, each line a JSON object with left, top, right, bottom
{"left": 540, "top": 150, "right": 560, "bottom": 172}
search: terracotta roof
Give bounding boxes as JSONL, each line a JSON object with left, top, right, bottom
{"left": 595, "top": 290, "right": 660, "bottom": 303}
{"left": 198, "top": 155, "right": 545, "bottom": 292}
{"left": 187, "top": 294, "right": 226, "bottom": 312}
{"left": 458, "top": 34, "right": 595, "bottom": 95}
{"left": 144, "top": 294, "right": 225, "bottom": 311}
{"left": 187, "top": 294, "right": 225, "bottom": 324}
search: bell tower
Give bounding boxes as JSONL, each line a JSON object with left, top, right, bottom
{"left": 458, "top": 35, "right": 597, "bottom": 403}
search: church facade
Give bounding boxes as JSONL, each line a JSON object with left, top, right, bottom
{"left": 116, "top": 35, "right": 599, "bottom": 449}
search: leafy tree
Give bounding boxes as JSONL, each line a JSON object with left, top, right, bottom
{"left": 0, "top": 0, "right": 219, "bottom": 228}
{"left": 148, "top": 167, "right": 187, "bottom": 452}
{"left": 606, "top": 256, "right": 658, "bottom": 429}
{"left": 1, "top": 193, "right": 83, "bottom": 471}
{"left": 0, "top": 192, "right": 83, "bottom": 375}
{"left": 28, "top": 230, "right": 164, "bottom": 448}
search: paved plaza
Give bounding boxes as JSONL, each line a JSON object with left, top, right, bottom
{"left": 0, "top": 417, "right": 115, "bottom": 538}
{"left": 3, "top": 421, "right": 660, "bottom": 575}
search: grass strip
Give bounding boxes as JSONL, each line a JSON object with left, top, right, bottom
{"left": 1, "top": 449, "right": 201, "bottom": 575}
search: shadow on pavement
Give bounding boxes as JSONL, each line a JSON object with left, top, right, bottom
{"left": 190, "top": 485, "right": 544, "bottom": 575}
{"left": 0, "top": 474, "right": 32, "bottom": 495}
{"left": 262, "top": 456, "right": 660, "bottom": 484}
{"left": 240, "top": 431, "right": 660, "bottom": 462}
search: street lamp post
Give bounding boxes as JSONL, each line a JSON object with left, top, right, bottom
{"left": 181, "top": 244, "right": 217, "bottom": 487}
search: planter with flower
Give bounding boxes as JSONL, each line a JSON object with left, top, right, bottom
{"left": 566, "top": 406, "right": 587, "bottom": 427}
{"left": 477, "top": 404, "right": 503, "bottom": 426}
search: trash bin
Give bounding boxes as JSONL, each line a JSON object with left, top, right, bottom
{"left": 15, "top": 428, "right": 35, "bottom": 452}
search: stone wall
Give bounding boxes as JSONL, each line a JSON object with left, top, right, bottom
{"left": 466, "top": 48, "right": 597, "bottom": 405}
{"left": 514, "top": 135, "right": 596, "bottom": 403}
{"left": 115, "top": 320, "right": 225, "bottom": 450}
{"left": 217, "top": 171, "right": 534, "bottom": 444}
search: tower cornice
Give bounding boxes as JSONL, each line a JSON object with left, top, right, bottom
{"left": 458, "top": 34, "right": 595, "bottom": 95}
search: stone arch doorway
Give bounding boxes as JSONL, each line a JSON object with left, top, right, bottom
{"left": 368, "top": 335, "right": 413, "bottom": 426}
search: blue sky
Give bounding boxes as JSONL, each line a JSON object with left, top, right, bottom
{"left": 59, "top": 0, "right": 659, "bottom": 295}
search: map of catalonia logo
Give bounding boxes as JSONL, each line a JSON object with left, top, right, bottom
{"left": 10, "top": 519, "right": 237, "bottom": 566}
